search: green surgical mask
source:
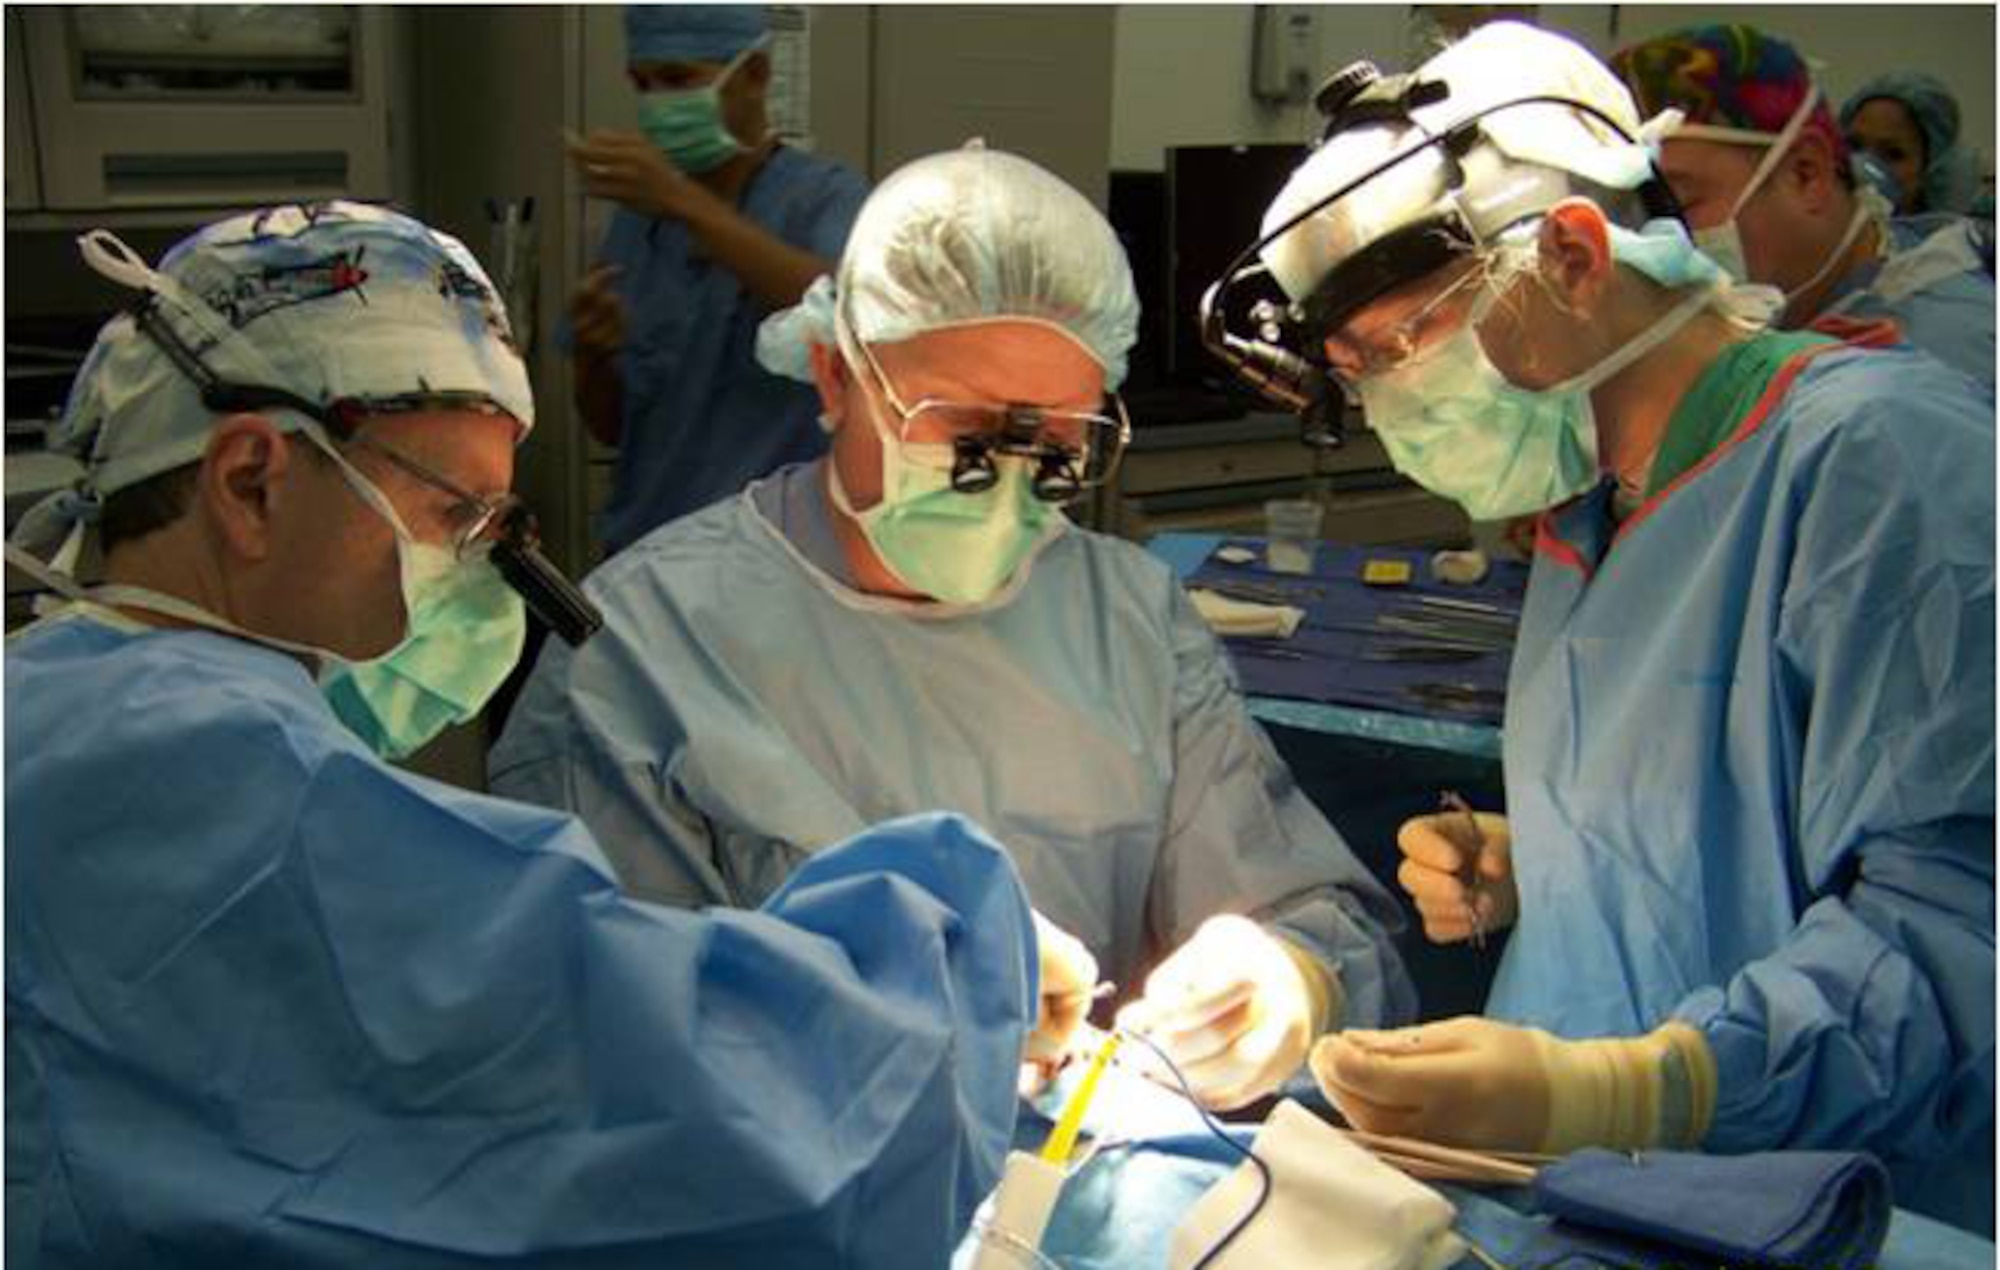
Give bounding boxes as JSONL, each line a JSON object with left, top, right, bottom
{"left": 830, "top": 448, "right": 1059, "bottom": 605}
{"left": 313, "top": 435, "right": 525, "bottom": 760}
{"left": 637, "top": 48, "right": 752, "bottom": 175}
{"left": 318, "top": 539, "right": 525, "bottom": 760}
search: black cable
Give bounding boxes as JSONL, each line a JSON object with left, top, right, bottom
{"left": 1112, "top": 1028, "right": 1274, "bottom": 1270}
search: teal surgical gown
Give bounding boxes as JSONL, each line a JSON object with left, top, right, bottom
{"left": 1490, "top": 336, "right": 1995, "bottom": 1232}
{"left": 586, "top": 146, "right": 868, "bottom": 552}
{"left": 6, "top": 607, "right": 1034, "bottom": 1268}
{"left": 1820, "top": 213, "right": 1995, "bottom": 390}
{"left": 490, "top": 462, "right": 1415, "bottom": 1028}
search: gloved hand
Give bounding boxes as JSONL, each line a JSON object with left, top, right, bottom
{"left": 1395, "top": 809, "right": 1517, "bottom": 944}
{"left": 1024, "top": 910, "right": 1098, "bottom": 1074}
{"left": 1309, "top": 1016, "right": 1717, "bottom": 1155}
{"left": 1117, "top": 915, "right": 1340, "bottom": 1112}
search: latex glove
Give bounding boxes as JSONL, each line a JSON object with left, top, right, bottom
{"left": 1310, "top": 1016, "right": 1717, "bottom": 1155}
{"left": 569, "top": 264, "right": 626, "bottom": 361}
{"left": 1117, "top": 915, "right": 1338, "bottom": 1112}
{"left": 567, "top": 129, "right": 718, "bottom": 222}
{"left": 1021, "top": 910, "right": 1098, "bottom": 1092}
{"left": 1395, "top": 809, "right": 1517, "bottom": 944}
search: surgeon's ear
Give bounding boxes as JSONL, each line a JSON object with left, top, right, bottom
{"left": 1779, "top": 129, "right": 1842, "bottom": 214}
{"left": 1536, "top": 200, "right": 1615, "bottom": 319}
{"left": 197, "top": 413, "right": 292, "bottom": 562}
{"left": 808, "top": 341, "right": 852, "bottom": 431}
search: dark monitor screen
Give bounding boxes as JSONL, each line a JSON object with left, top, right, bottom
{"left": 1107, "top": 169, "right": 1168, "bottom": 393}
{"left": 1165, "top": 143, "right": 1307, "bottom": 389}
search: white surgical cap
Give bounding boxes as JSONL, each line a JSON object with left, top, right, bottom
{"left": 758, "top": 144, "right": 1140, "bottom": 390}
{"left": 1260, "top": 22, "right": 1679, "bottom": 307}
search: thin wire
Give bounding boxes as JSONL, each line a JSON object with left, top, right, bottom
{"left": 1112, "top": 1027, "right": 1272, "bottom": 1270}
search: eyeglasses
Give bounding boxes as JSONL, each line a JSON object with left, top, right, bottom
{"left": 1321, "top": 262, "right": 1488, "bottom": 385}
{"left": 346, "top": 434, "right": 528, "bottom": 561}
{"left": 850, "top": 334, "right": 1132, "bottom": 502}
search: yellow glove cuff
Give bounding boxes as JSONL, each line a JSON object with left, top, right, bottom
{"left": 1531, "top": 1021, "right": 1718, "bottom": 1155}
{"left": 1273, "top": 936, "right": 1345, "bottom": 1038}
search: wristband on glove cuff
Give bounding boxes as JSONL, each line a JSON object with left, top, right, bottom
{"left": 1533, "top": 1022, "right": 1718, "bottom": 1155}
{"left": 1273, "top": 936, "right": 1345, "bottom": 1038}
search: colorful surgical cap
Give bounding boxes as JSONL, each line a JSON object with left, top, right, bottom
{"left": 1611, "top": 24, "right": 1847, "bottom": 162}
{"left": 624, "top": 4, "right": 767, "bottom": 65}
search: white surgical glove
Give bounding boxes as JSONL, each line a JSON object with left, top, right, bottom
{"left": 1021, "top": 911, "right": 1098, "bottom": 1094}
{"left": 1118, "top": 915, "right": 1341, "bottom": 1111}
{"left": 1310, "top": 1016, "right": 1717, "bottom": 1154}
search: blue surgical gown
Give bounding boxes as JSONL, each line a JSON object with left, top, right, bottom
{"left": 490, "top": 461, "right": 1415, "bottom": 1029}
{"left": 6, "top": 607, "right": 1035, "bottom": 1268}
{"left": 587, "top": 146, "right": 868, "bottom": 552}
{"left": 1819, "top": 213, "right": 1996, "bottom": 389}
{"left": 1489, "top": 340, "right": 1995, "bottom": 1232}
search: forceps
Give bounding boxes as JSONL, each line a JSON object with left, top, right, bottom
{"left": 1440, "top": 790, "right": 1488, "bottom": 952}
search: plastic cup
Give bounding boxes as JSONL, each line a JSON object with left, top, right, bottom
{"left": 1264, "top": 498, "right": 1323, "bottom": 574}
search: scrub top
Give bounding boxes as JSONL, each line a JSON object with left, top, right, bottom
{"left": 588, "top": 146, "right": 869, "bottom": 551}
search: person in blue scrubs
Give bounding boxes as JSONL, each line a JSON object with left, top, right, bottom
{"left": 1611, "top": 23, "right": 1994, "bottom": 389}
{"left": 565, "top": 5, "right": 870, "bottom": 553}
{"left": 5, "top": 203, "right": 1054, "bottom": 1268}
{"left": 1841, "top": 71, "right": 1990, "bottom": 219}
{"left": 492, "top": 145, "right": 1418, "bottom": 1114}
{"left": 1222, "top": 22, "right": 1993, "bottom": 1233}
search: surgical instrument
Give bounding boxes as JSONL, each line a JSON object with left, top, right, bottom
{"left": 1441, "top": 790, "right": 1488, "bottom": 951}
{"left": 1410, "top": 594, "right": 1519, "bottom": 619}
{"left": 1360, "top": 645, "right": 1487, "bottom": 663}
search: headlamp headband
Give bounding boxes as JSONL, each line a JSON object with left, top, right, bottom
{"left": 1198, "top": 61, "right": 1682, "bottom": 447}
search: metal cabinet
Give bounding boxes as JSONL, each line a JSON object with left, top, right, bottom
{"left": 18, "top": 6, "right": 399, "bottom": 210}
{"left": 1094, "top": 412, "right": 1469, "bottom": 547}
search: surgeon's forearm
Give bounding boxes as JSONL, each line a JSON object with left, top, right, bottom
{"left": 573, "top": 350, "right": 624, "bottom": 449}
{"left": 680, "top": 195, "right": 830, "bottom": 311}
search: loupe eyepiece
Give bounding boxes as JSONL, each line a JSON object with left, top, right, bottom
{"left": 489, "top": 506, "right": 603, "bottom": 646}
{"left": 1031, "top": 454, "right": 1083, "bottom": 502}
{"left": 950, "top": 436, "right": 1000, "bottom": 494}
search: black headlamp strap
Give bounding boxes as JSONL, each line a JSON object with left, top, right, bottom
{"left": 129, "top": 292, "right": 354, "bottom": 439}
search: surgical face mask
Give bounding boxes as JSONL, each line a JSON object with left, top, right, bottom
{"left": 1358, "top": 262, "right": 1716, "bottom": 521}
{"left": 828, "top": 432, "right": 1059, "bottom": 607}
{"left": 637, "top": 47, "right": 753, "bottom": 175}
{"left": 824, "top": 340, "right": 1062, "bottom": 604}
{"left": 312, "top": 438, "right": 527, "bottom": 759}
{"left": 1689, "top": 86, "right": 1821, "bottom": 286}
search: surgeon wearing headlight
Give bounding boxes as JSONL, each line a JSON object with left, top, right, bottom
{"left": 494, "top": 144, "right": 1417, "bottom": 1114}
{"left": 1223, "top": 22, "right": 1992, "bottom": 1234}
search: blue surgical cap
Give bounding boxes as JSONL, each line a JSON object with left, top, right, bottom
{"left": 1840, "top": 71, "right": 1983, "bottom": 215}
{"left": 624, "top": 4, "right": 767, "bottom": 66}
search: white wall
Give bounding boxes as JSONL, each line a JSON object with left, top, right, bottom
{"left": 1113, "top": 5, "right": 1994, "bottom": 175}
